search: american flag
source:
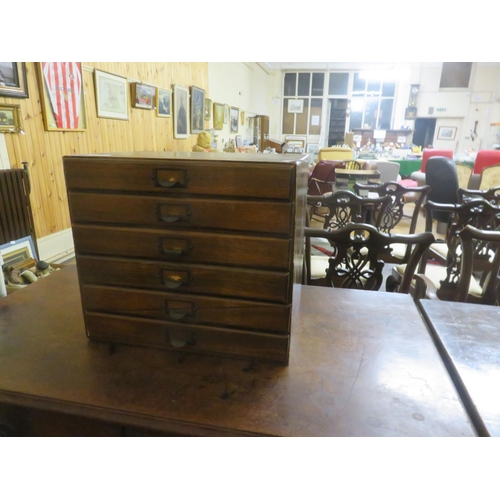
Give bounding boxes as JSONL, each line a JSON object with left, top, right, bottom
{"left": 42, "top": 62, "right": 82, "bottom": 129}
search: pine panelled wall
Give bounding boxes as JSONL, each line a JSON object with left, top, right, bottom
{"left": 0, "top": 62, "right": 209, "bottom": 240}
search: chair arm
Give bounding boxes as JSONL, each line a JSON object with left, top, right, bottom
{"left": 413, "top": 273, "right": 439, "bottom": 300}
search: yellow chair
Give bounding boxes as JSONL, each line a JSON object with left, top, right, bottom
{"left": 478, "top": 164, "right": 500, "bottom": 190}
{"left": 318, "top": 145, "right": 353, "bottom": 162}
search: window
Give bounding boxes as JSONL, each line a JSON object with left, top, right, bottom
{"left": 350, "top": 72, "right": 395, "bottom": 130}
{"left": 282, "top": 72, "right": 324, "bottom": 135}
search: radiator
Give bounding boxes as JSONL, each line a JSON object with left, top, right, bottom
{"left": 0, "top": 168, "right": 39, "bottom": 259}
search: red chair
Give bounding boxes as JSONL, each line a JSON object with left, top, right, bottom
{"left": 421, "top": 148, "right": 454, "bottom": 173}
{"left": 410, "top": 148, "right": 454, "bottom": 187}
{"left": 472, "top": 150, "right": 500, "bottom": 175}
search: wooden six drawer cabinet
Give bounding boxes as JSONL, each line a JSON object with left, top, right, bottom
{"left": 63, "top": 152, "right": 308, "bottom": 364}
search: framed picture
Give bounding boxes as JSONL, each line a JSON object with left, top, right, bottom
{"left": 240, "top": 111, "right": 245, "bottom": 126}
{"left": 224, "top": 104, "right": 229, "bottom": 124}
{"left": 37, "top": 62, "right": 86, "bottom": 131}
{"left": 288, "top": 99, "right": 304, "bottom": 113}
{"left": 94, "top": 69, "right": 129, "bottom": 120}
{"left": 132, "top": 82, "right": 155, "bottom": 110}
{"left": 404, "top": 106, "right": 417, "bottom": 120}
{"left": 437, "top": 126, "right": 457, "bottom": 140}
{"left": 0, "top": 103, "right": 23, "bottom": 133}
{"left": 230, "top": 106, "right": 239, "bottom": 133}
{"left": 173, "top": 84, "right": 189, "bottom": 139}
{"left": 0, "top": 62, "right": 29, "bottom": 98}
{"left": 235, "top": 135, "right": 242, "bottom": 148}
{"left": 204, "top": 98, "right": 212, "bottom": 121}
{"left": 285, "top": 136, "right": 307, "bottom": 150}
{"left": 190, "top": 86, "right": 205, "bottom": 134}
{"left": 156, "top": 87, "right": 172, "bottom": 117}
{"left": 213, "top": 102, "right": 224, "bottom": 130}
{"left": 0, "top": 236, "right": 38, "bottom": 267}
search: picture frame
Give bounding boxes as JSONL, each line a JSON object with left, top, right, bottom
{"left": 235, "top": 135, "right": 242, "bottom": 148}
{"left": 288, "top": 99, "right": 304, "bottom": 113}
{"left": 213, "top": 102, "right": 224, "bottom": 130}
{"left": 204, "top": 98, "right": 212, "bottom": 121}
{"left": 224, "top": 104, "right": 229, "bottom": 124}
{"left": 404, "top": 106, "right": 417, "bottom": 120}
{"left": 94, "top": 69, "right": 129, "bottom": 120}
{"left": 240, "top": 111, "right": 245, "bottom": 126}
{"left": 0, "top": 236, "right": 38, "bottom": 267}
{"left": 285, "top": 136, "right": 307, "bottom": 150}
{"left": 0, "top": 62, "right": 29, "bottom": 98}
{"left": 156, "top": 87, "right": 172, "bottom": 117}
{"left": 437, "top": 126, "right": 457, "bottom": 140}
{"left": 173, "top": 84, "right": 189, "bottom": 139}
{"left": 190, "top": 86, "right": 205, "bottom": 134}
{"left": 230, "top": 106, "right": 239, "bottom": 133}
{"left": 132, "top": 82, "right": 155, "bottom": 110}
{"left": 0, "top": 103, "right": 23, "bottom": 133}
{"left": 37, "top": 62, "right": 86, "bottom": 131}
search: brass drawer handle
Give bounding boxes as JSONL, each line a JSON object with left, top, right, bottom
{"left": 167, "top": 330, "right": 196, "bottom": 348}
{"left": 165, "top": 300, "right": 196, "bottom": 320}
{"left": 158, "top": 204, "right": 192, "bottom": 223}
{"left": 155, "top": 168, "right": 190, "bottom": 188}
{"left": 159, "top": 238, "right": 193, "bottom": 257}
{"left": 162, "top": 270, "right": 190, "bottom": 289}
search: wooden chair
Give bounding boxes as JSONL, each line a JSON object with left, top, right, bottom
{"left": 478, "top": 164, "right": 500, "bottom": 191}
{"left": 353, "top": 181, "right": 431, "bottom": 264}
{"left": 455, "top": 225, "right": 500, "bottom": 305}
{"left": 458, "top": 186, "right": 500, "bottom": 205}
{"left": 304, "top": 223, "right": 435, "bottom": 292}
{"left": 308, "top": 190, "right": 392, "bottom": 231}
{"left": 394, "top": 198, "right": 500, "bottom": 300}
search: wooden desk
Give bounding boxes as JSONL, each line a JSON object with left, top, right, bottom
{"left": 0, "top": 266, "right": 474, "bottom": 436}
{"left": 418, "top": 299, "right": 500, "bottom": 437}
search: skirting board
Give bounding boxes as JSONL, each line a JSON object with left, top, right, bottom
{"left": 37, "top": 228, "right": 75, "bottom": 264}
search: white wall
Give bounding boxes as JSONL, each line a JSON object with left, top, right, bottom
{"left": 214, "top": 62, "right": 500, "bottom": 155}
{"left": 208, "top": 62, "right": 273, "bottom": 149}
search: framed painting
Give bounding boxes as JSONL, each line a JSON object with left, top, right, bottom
{"left": 288, "top": 99, "right": 304, "bottom": 113}
{"left": 0, "top": 236, "right": 38, "bottom": 267}
{"left": 437, "top": 126, "right": 457, "bottom": 140}
{"left": 0, "top": 62, "right": 29, "bottom": 98}
{"left": 173, "top": 84, "right": 189, "bottom": 139}
{"left": 224, "top": 104, "right": 229, "bottom": 124}
{"left": 132, "top": 82, "right": 155, "bottom": 110}
{"left": 156, "top": 87, "right": 172, "bottom": 117}
{"left": 0, "top": 104, "right": 23, "bottom": 133}
{"left": 190, "top": 85, "right": 205, "bottom": 134}
{"left": 230, "top": 106, "right": 239, "bottom": 133}
{"left": 213, "top": 102, "right": 224, "bottom": 130}
{"left": 204, "top": 98, "right": 212, "bottom": 121}
{"left": 94, "top": 69, "right": 129, "bottom": 120}
{"left": 37, "top": 62, "right": 86, "bottom": 131}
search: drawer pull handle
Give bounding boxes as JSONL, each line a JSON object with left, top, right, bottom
{"left": 160, "top": 238, "right": 193, "bottom": 257}
{"left": 155, "top": 169, "right": 190, "bottom": 188}
{"left": 165, "top": 300, "right": 196, "bottom": 320}
{"left": 168, "top": 330, "right": 196, "bottom": 348}
{"left": 162, "top": 270, "right": 190, "bottom": 289}
{"left": 158, "top": 204, "right": 192, "bottom": 223}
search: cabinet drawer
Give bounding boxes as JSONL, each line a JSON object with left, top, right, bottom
{"left": 77, "top": 256, "right": 291, "bottom": 303}
{"left": 72, "top": 225, "right": 292, "bottom": 271}
{"left": 64, "top": 158, "right": 295, "bottom": 200}
{"left": 68, "top": 193, "right": 293, "bottom": 236}
{"left": 81, "top": 285, "right": 291, "bottom": 333}
{"left": 84, "top": 312, "right": 290, "bottom": 363}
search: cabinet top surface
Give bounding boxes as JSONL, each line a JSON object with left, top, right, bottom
{"left": 63, "top": 151, "right": 309, "bottom": 165}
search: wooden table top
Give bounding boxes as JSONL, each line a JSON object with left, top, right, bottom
{"left": 418, "top": 298, "right": 500, "bottom": 437}
{"left": 0, "top": 266, "right": 475, "bottom": 436}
